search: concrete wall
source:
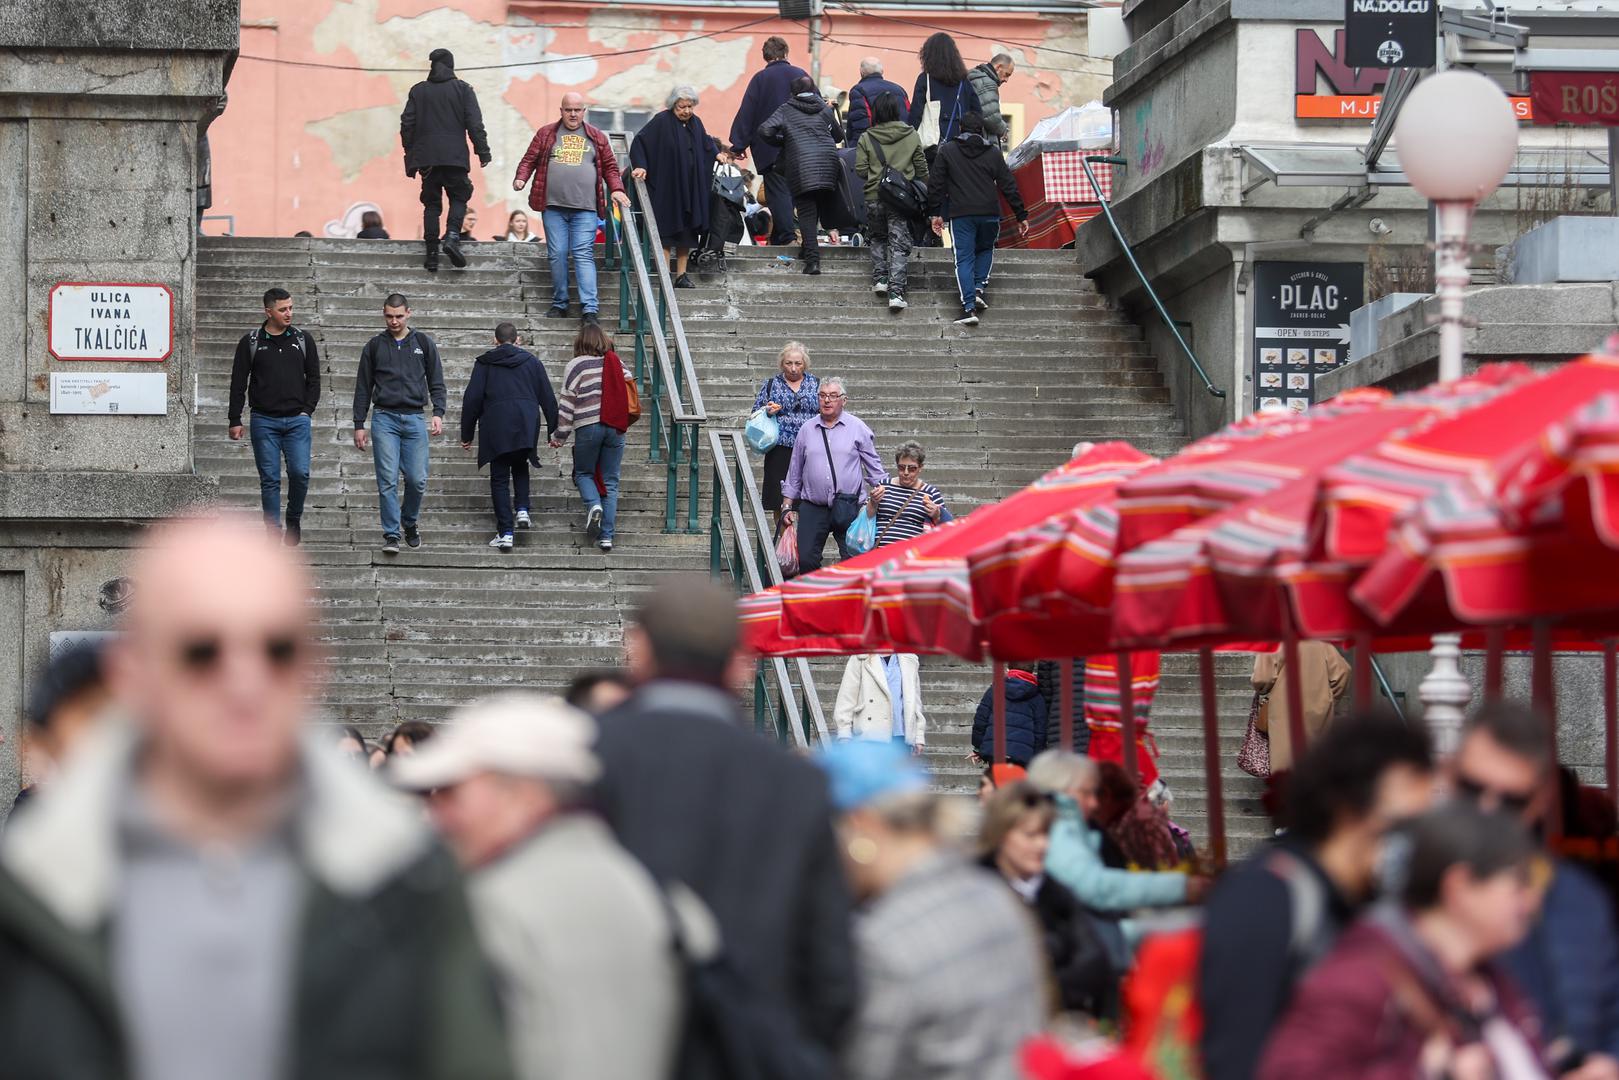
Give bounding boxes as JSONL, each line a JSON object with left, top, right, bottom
{"left": 209, "top": 0, "right": 1110, "bottom": 239}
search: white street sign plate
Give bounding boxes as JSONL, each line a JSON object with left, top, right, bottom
{"left": 49, "top": 372, "right": 168, "bottom": 415}
{"left": 48, "top": 282, "right": 173, "bottom": 361}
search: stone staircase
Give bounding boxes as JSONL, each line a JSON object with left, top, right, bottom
{"left": 194, "top": 235, "right": 1267, "bottom": 851}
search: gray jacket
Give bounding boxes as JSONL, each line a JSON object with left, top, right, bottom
{"left": 966, "top": 64, "right": 1008, "bottom": 138}
{"left": 470, "top": 815, "right": 715, "bottom": 1080}
{"left": 354, "top": 329, "right": 448, "bottom": 428}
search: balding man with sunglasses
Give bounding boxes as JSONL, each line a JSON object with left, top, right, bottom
{"left": 1463, "top": 706, "right": 1619, "bottom": 1080}
{"left": 0, "top": 516, "right": 513, "bottom": 1080}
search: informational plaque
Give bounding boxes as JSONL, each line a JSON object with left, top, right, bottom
{"left": 1251, "top": 262, "right": 1364, "bottom": 415}
{"left": 1344, "top": 0, "right": 1437, "bottom": 69}
{"left": 48, "top": 282, "right": 174, "bottom": 362}
{"left": 49, "top": 372, "right": 168, "bottom": 415}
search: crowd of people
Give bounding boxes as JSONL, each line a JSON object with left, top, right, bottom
{"left": 5, "top": 516, "right": 1616, "bottom": 1080}
{"left": 385, "top": 34, "right": 1028, "bottom": 325}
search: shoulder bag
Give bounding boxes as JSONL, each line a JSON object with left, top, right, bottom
{"left": 919, "top": 75, "right": 942, "bottom": 149}
{"left": 868, "top": 139, "right": 928, "bottom": 221}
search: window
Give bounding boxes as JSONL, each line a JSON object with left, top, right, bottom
{"left": 586, "top": 107, "right": 653, "bottom": 136}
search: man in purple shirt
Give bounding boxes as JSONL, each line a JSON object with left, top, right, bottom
{"left": 781, "top": 376, "right": 888, "bottom": 574}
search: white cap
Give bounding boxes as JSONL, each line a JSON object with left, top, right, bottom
{"left": 391, "top": 692, "right": 601, "bottom": 791}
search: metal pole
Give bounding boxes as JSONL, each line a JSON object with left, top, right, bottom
{"left": 809, "top": 11, "right": 822, "bottom": 87}
{"left": 1199, "top": 648, "right": 1228, "bottom": 869}
{"left": 1353, "top": 632, "right": 1373, "bottom": 707}
{"left": 1060, "top": 658, "right": 1076, "bottom": 752}
{"left": 1606, "top": 641, "right": 1618, "bottom": 811}
{"left": 993, "top": 661, "right": 1008, "bottom": 764}
{"left": 1485, "top": 626, "right": 1506, "bottom": 704}
{"left": 1282, "top": 632, "right": 1307, "bottom": 763}
{"left": 1609, "top": 128, "right": 1619, "bottom": 217}
{"left": 1432, "top": 200, "right": 1474, "bottom": 384}
{"left": 1118, "top": 651, "right": 1139, "bottom": 783}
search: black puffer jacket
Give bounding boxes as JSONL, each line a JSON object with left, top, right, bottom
{"left": 400, "top": 53, "right": 491, "bottom": 176}
{"left": 757, "top": 93, "right": 845, "bottom": 195}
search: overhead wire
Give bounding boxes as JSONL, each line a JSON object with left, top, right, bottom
{"left": 827, "top": 1, "right": 1111, "bottom": 62}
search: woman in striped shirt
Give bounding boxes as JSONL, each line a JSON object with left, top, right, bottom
{"left": 549, "top": 324, "right": 632, "bottom": 551}
{"left": 868, "top": 440, "right": 946, "bottom": 547}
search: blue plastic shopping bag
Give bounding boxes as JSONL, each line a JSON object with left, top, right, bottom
{"left": 744, "top": 408, "right": 780, "bottom": 453}
{"left": 845, "top": 508, "right": 877, "bottom": 555}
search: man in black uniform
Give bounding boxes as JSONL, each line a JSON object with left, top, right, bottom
{"left": 401, "top": 48, "right": 491, "bottom": 273}
{"left": 228, "top": 287, "right": 321, "bottom": 545}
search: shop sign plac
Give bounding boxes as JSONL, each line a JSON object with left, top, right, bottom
{"left": 1528, "top": 71, "right": 1619, "bottom": 126}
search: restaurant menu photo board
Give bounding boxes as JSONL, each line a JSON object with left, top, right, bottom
{"left": 1251, "top": 262, "right": 1364, "bottom": 415}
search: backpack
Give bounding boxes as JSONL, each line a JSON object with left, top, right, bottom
{"left": 656, "top": 884, "right": 835, "bottom": 1080}
{"left": 866, "top": 137, "right": 928, "bottom": 221}
{"left": 249, "top": 325, "right": 308, "bottom": 358}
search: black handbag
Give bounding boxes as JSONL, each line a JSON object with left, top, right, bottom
{"left": 712, "top": 165, "right": 746, "bottom": 211}
{"left": 868, "top": 138, "right": 927, "bottom": 221}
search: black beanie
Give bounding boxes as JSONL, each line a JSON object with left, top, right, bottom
{"left": 429, "top": 48, "right": 455, "bottom": 70}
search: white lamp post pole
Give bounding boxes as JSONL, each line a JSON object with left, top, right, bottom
{"left": 1393, "top": 70, "right": 1519, "bottom": 743}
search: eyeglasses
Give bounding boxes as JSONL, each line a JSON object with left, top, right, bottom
{"left": 175, "top": 633, "right": 303, "bottom": 677}
{"left": 1454, "top": 773, "right": 1537, "bottom": 816}
{"left": 819, "top": 393, "right": 845, "bottom": 401}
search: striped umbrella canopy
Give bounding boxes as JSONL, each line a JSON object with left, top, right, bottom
{"left": 770, "top": 442, "right": 1155, "bottom": 657}
{"left": 1108, "top": 367, "right": 1534, "bottom": 648}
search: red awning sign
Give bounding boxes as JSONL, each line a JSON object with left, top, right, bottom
{"left": 1529, "top": 71, "right": 1619, "bottom": 126}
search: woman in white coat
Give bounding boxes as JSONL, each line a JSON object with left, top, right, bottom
{"left": 834, "top": 653, "right": 927, "bottom": 752}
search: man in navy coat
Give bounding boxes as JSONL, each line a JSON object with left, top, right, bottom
{"left": 728, "top": 36, "right": 808, "bottom": 247}
{"left": 843, "top": 57, "right": 910, "bottom": 149}
{"left": 460, "top": 321, "right": 558, "bottom": 550}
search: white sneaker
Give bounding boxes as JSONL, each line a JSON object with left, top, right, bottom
{"left": 599, "top": 538, "right": 613, "bottom": 552}
{"left": 515, "top": 510, "right": 532, "bottom": 530}
{"left": 585, "top": 504, "right": 603, "bottom": 540}
{"left": 954, "top": 313, "right": 979, "bottom": 327}
{"left": 974, "top": 291, "right": 989, "bottom": 312}
{"left": 872, "top": 280, "right": 888, "bottom": 294}
{"left": 889, "top": 293, "right": 908, "bottom": 311}
{"left": 489, "top": 533, "right": 513, "bottom": 551}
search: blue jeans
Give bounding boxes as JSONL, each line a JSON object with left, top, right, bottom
{"left": 949, "top": 214, "right": 1001, "bottom": 314}
{"left": 369, "top": 410, "right": 429, "bottom": 538}
{"left": 248, "top": 413, "right": 311, "bottom": 528}
{"left": 489, "top": 449, "right": 530, "bottom": 536}
{"left": 571, "top": 423, "right": 625, "bottom": 541}
{"left": 543, "top": 207, "right": 600, "bottom": 313}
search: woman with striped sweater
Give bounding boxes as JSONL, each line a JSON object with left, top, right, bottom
{"left": 549, "top": 324, "right": 633, "bottom": 552}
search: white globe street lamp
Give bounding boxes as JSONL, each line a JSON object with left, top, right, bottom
{"left": 1394, "top": 69, "right": 1519, "bottom": 750}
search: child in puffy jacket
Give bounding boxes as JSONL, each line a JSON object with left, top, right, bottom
{"left": 971, "top": 664, "right": 1048, "bottom": 767}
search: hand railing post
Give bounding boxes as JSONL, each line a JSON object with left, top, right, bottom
{"left": 665, "top": 418, "right": 680, "bottom": 534}
{"left": 686, "top": 423, "right": 702, "bottom": 534}
{"left": 649, "top": 351, "right": 667, "bottom": 464}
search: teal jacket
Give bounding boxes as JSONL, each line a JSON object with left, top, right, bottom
{"left": 1044, "top": 794, "right": 1189, "bottom": 912}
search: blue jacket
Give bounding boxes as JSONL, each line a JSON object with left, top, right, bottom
{"left": 458, "top": 344, "right": 558, "bottom": 468}
{"left": 1044, "top": 794, "right": 1189, "bottom": 914}
{"left": 844, "top": 74, "right": 910, "bottom": 148}
{"left": 1500, "top": 860, "right": 1619, "bottom": 1061}
{"left": 728, "top": 59, "right": 809, "bottom": 172}
{"left": 971, "top": 675, "right": 1046, "bottom": 766}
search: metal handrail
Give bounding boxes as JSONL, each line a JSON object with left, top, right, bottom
{"left": 1081, "top": 155, "right": 1225, "bottom": 400}
{"left": 1369, "top": 653, "right": 1409, "bottom": 725}
{"left": 603, "top": 132, "right": 705, "bottom": 533}
{"left": 708, "top": 429, "right": 830, "bottom": 748}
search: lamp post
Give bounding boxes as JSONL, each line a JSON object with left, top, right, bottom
{"left": 1394, "top": 70, "right": 1519, "bottom": 749}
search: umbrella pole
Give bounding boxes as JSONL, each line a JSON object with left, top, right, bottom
{"left": 993, "top": 661, "right": 1008, "bottom": 765}
{"left": 1199, "top": 647, "right": 1227, "bottom": 869}
{"left": 1282, "top": 629, "right": 1307, "bottom": 761}
{"left": 1531, "top": 621, "right": 1562, "bottom": 842}
{"left": 1353, "top": 632, "right": 1373, "bottom": 707}
{"left": 1118, "top": 651, "right": 1139, "bottom": 784}
{"left": 1606, "top": 642, "right": 1618, "bottom": 813}
{"left": 1060, "top": 658, "right": 1076, "bottom": 753}
{"left": 1485, "top": 627, "right": 1506, "bottom": 704}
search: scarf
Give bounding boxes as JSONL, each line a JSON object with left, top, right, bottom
{"left": 599, "top": 349, "right": 630, "bottom": 433}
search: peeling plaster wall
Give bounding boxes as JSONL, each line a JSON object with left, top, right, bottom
{"left": 210, "top": 1, "right": 1103, "bottom": 239}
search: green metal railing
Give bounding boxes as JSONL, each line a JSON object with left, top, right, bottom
{"left": 603, "top": 133, "right": 705, "bottom": 533}
{"left": 708, "top": 430, "right": 829, "bottom": 748}
{"left": 1081, "top": 154, "right": 1226, "bottom": 400}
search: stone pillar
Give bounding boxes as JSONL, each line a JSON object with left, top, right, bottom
{"left": 0, "top": 1, "right": 234, "bottom": 809}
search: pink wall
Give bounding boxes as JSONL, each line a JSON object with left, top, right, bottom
{"left": 210, "top": 1, "right": 1109, "bottom": 238}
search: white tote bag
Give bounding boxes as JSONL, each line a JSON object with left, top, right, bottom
{"left": 919, "top": 75, "right": 942, "bottom": 149}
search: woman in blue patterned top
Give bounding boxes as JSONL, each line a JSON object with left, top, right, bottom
{"left": 753, "top": 340, "right": 820, "bottom": 527}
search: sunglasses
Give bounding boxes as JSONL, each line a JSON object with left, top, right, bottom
{"left": 1454, "top": 774, "right": 1537, "bottom": 816}
{"left": 176, "top": 633, "right": 303, "bottom": 676}
{"left": 895, "top": 464, "right": 921, "bottom": 474}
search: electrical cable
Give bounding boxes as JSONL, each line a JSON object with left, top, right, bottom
{"left": 828, "top": 1, "right": 1110, "bottom": 61}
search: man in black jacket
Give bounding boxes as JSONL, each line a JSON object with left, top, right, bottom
{"left": 728, "top": 36, "right": 809, "bottom": 247}
{"left": 353, "top": 293, "right": 447, "bottom": 555}
{"left": 401, "top": 48, "right": 491, "bottom": 274}
{"left": 228, "top": 287, "right": 320, "bottom": 546}
{"left": 594, "top": 577, "right": 858, "bottom": 1066}
{"left": 459, "top": 322, "right": 558, "bottom": 551}
{"left": 925, "top": 111, "right": 1028, "bottom": 326}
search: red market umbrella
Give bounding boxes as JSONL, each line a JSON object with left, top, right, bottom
{"left": 778, "top": 442, "right": 1156, "bottom": 649}
{"left": 737, "top": 588, "right": 871, "bottom": 656}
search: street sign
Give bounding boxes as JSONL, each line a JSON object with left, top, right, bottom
{"left": 48, "top": 282, "right": 173, "bottom": 362}
{"left": 1251, "top": 263, "right": 1364, "bottom": 416}
{"left": 49, "top": 372, "right": 168, "bottom": 415}
{"left": 1344, "top": 0, "right": 1437, "bottom": 69}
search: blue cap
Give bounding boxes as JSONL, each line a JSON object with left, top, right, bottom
{"left": 816, "top": 740, "right": 929, "bottom": 812}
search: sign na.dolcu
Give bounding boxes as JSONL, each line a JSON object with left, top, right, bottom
{"left": 48, "top": 282, "right": 173, "bottom": 362}
{"left": 1251, "top": 263, "right": 1364, "bottom": 415}
{"left": 1344, "top": 0, "right": 1437, "bottom": 69}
